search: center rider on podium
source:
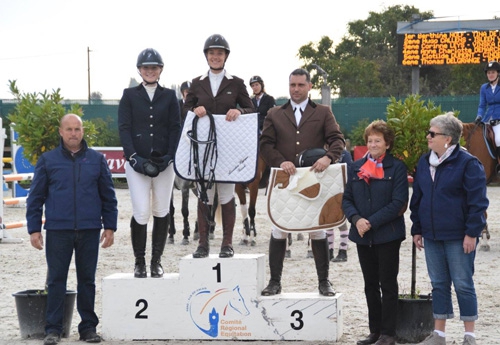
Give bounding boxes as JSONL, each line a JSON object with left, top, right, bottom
{"left": 183, "top": 34, "right": 255, "bottom": 259}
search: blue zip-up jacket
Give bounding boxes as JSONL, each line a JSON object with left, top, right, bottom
{"left": 477, "top": 82, "right": 500, "bottom": 123}
{"left": 410, "top": 145, "right": 488, "bottom": 240}
{"left": 342, "top": 152, "right": 408, "bottom": 246}
{"left": 26, "top": 139, "right": 118, "bottom": 233}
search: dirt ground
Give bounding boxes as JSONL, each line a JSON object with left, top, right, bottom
{"left": 1, "top": 184, "right": 499, "bottom": 345}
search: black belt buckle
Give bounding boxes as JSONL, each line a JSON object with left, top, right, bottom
{"left": 490, "top": 119, "right": 500, "bottom": 126}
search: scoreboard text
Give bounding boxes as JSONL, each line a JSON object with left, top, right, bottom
{"left": 397, "top": 30, "right": 500, "bottom": 66}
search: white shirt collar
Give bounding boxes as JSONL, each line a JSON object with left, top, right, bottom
{"left": 290, "top": 99, "right": 308, "bottom": 112}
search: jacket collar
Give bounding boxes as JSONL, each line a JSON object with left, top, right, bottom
{"left": 60, "top": 138, "right": 88, "bottom": 158}
{"left": 425, "top": 144, "right": 462, "bottom": 164}
{"left": 199, "top": 71, "right": 234, "bottom": 80}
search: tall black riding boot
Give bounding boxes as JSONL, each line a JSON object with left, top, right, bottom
{"left": 311, "top": 238, "right": 336, "bottom": 296}
{"left": 193, "top": 200, "right": 211, "bottom": 258}
{"left": 220, "top": 198, "right": 236, "bottom": 258}
{"left": 151, "top": 215, "right": 169, "bottom": 278}
{"left": 261, "top": 236, "right": 287, "bottom": 296}
{"left": 131, "top": 217, "right": 147, "bottom": 278}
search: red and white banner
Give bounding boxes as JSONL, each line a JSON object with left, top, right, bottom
{"left": 92, "top": 147, "right": 126, "bottom": 177}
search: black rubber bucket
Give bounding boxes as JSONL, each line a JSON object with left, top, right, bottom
{"left": 396, "top": 294, "right": 434, "bottom": 343}
{"left": 12, "top": 289, "right": 77, "bottom": 339}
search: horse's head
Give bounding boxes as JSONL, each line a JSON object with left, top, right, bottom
{"left": 228, "top": 285, "right": 250, "bottom": 316}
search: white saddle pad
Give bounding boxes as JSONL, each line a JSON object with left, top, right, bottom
{"left": 267, "top": 164, "right": 347, "bottom": 232}
{"left": 174, "top": 111, "right": 259, "bottom": 183}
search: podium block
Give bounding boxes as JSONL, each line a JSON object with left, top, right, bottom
{"left": 102, "top": 254, "right": 343, "bottom": 341}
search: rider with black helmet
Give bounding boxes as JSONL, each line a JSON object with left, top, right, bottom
{"left": 249, "top": 75, "right": 276, "bottom": 132}
{"left": 183, "top": 34, "right": 255, "bottom": 259}
{"left": 476, "top": 61, "right": 500, "bottom": 161}
{"left": 118, "top": 48, "right": 181, "bottom": 278}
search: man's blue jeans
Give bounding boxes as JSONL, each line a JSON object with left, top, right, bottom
{"left": 424, "top": 237, "right": 478, "bottom": 321}
{"left": 45, "top": 229, "right": 100, "bottom": 335}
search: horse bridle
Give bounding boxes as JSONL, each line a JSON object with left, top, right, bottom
{"left": 186, "top": 111, "right": 218, "bottom": 204}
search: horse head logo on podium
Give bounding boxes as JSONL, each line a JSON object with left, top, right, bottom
{"left": 187, "top": 285, "right": 250, "bottom": 338}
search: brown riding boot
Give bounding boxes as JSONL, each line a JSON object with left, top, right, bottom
{"left": 193, "top": 200, "right": 211, "bottom": 258}
{"left": 220, "top": 198, "right": 236, "bottom": 258}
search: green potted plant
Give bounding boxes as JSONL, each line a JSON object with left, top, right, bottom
{"left": 386, "top": 94, "right": 459, "bottom": 343}
{"left": 7, "top": 80, "right": 96, "bottom": 339}
{"left": 7, "top": 80, "right": 97, "bottom": 166}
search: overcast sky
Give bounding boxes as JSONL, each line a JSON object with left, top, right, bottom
{"left": 0, "top": 0, "right": 497, "bottom": 101}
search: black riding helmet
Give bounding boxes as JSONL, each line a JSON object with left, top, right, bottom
{"left": 484, "top": 61, "right": 500, "bottom": 73}
{"left": 137, "top": 48, "right": 164, "bottom": 68}
{"left": 203, "top": 34, "right": 230, "bottom": 57}
{"left": 249, "top": 75, "right": 264, "bottom": 89}
{"left": 297, "top": 148, "right": 327, "bottom": 167}
{"left": 180, "top": 81, "right": 191, "bottom": 92}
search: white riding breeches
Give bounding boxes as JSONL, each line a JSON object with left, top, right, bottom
{"left": 201, "top": 182, "right": 235, "bottom": 205}
{"left": 271, "top": 226, "right": 326, "bottom": 240}
{"left": 126, "top": 162, "right": 175, "bottom": 224}
{"left": 493, "top": 123, "right": 500, "bottom": 147}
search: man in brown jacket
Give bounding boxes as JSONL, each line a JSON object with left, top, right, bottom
{"left": 259, "top": 68, "right": 344, "bottom": 296}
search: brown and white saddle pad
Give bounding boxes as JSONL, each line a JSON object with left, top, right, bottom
{"left": 266, "top": 164, "right": 347, "bottom": 232}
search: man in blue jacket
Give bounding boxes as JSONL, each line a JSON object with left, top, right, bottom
{"left": 27, "top": 114, "right": 118, "bottom": 345}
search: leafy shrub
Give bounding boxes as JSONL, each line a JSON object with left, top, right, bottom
{"left": 386, "top": 94, "right": 458, "bottom": 176}
{"left": 7, "top": 80, "right": 97, "bottom": 165}
{"left": 347, "top": 118, "right": 375, "bottom": 147}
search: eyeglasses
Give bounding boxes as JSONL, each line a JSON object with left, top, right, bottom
{"left": 427, "top": 130, "right": 448, "bottom": 138}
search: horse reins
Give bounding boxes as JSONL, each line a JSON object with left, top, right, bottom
{"left": 186, "top": 112, "right": 218, "bottom": 205}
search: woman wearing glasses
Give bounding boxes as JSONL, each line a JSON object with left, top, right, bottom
{"left": 342, "top": 120, "right": 409, "bottom": 345}
{"left": 410, "top": 113, "right": 488, "bottom": 345}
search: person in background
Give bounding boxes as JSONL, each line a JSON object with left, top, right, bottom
{"left": 476, "top": 61, "right": 500, "bottom": 169}
{"left": 411, "top": 113, "right": 488, "bottom": 345}
{"left": 249, "top": 75, "right": 276, "bottom": 133}
{"left": 342, "top": 120, "right": 408, "bottom": 345}
{"left": 183, "top": 34, "right": 255, "bottom": 258}
{"left": 168, "top": 80, "right": 193, "bottom": 245}
{"left": 27, "top": 114, "right": 118, "bottom": 345}
{"left": 118, "top": 48, "right": 181, "bottom": 278}
{"left": 327, "top": 147, "right": 353, "bottom": 262}
{"left": 178, "top": 81, "right": 191, "bottom": 122}
{"left": 260, "top": 68, "right": 344, "bottom": 297}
